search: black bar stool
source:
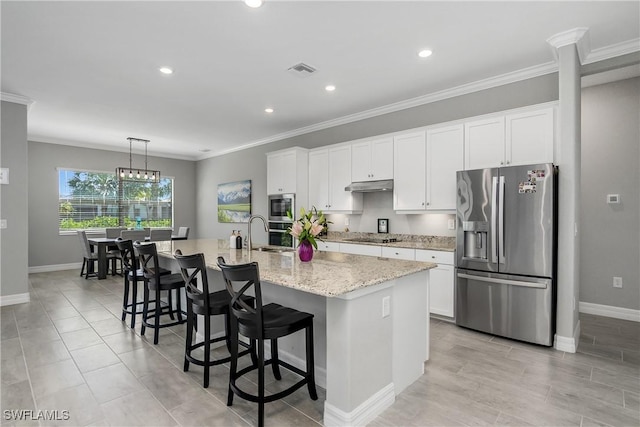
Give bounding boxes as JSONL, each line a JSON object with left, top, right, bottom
{"left": 217, "top": 256, "right": 318, "bottom": 427}
{"left": 134, "top": 241, "right": 186, "bottom": 344}
{"left": 115, "top": 238, "right": 171, "bottom": 329}
{"left": 174, "top": 250, "right": 256, "bottom": 388}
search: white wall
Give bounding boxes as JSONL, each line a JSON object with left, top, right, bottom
{"left": 580, "top": 77, "right": 640, "bottom": 311}
{"left": 1, "top": 101, "right": 29, "bottom": 301}
{"left": 27, "top": 141, "right": 198, "bottom": 268}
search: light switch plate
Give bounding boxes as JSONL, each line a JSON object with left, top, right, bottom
{"left": 0, "top": 168, "right": 8, "bottom": 185}
{"left": 0, "top": 219, "right": 6, "bottom": 229}
{"left": 447, "top": 219, "right": 456, "bottom": 230}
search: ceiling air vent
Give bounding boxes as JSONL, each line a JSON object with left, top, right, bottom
{"left": 287, "top": 62, "right": 317, "bottom": 78}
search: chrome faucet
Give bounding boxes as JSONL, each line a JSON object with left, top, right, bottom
{"left": 247, "top": 214, "right": 268, "bottom": 251}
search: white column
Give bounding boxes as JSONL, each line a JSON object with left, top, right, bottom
{"left": 547, "top": 29, "right": 587, "bottom": 352}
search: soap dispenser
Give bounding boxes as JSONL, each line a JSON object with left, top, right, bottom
{"left": 230, "top": 230, "right": 237, "bottom": 248}
{"left": 236, "top": 231, "right": 242, "bottom": 249}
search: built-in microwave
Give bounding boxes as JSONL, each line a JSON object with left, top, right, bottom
{"left": 268, "top": 194, "right": 295, "bottom": 222}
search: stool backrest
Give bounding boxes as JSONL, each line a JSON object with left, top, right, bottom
{"left": 115, "top": 238, "right": 138, "bottom": 277}
{"left": 174, "top": 250, "right": 210, "bottom": 316}
{"left": 133, "top": 242, "right": 161, "bottom": 284}
{"left": 217, "top": 257, "right": 264, "bottom": 337}
{"left": 177, "top": 227, "right": 190, "bottom": 239}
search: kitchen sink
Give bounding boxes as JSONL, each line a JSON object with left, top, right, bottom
{"left": 252, "top": 247, "right": 295, "bottom": 253}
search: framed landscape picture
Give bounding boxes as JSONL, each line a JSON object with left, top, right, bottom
{"left": 217, "top": 180, "right": 252, "bottom": 223}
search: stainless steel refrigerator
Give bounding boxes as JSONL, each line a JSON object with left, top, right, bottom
{"left": 455, "top": 163, "right": 557, "bottom": 346}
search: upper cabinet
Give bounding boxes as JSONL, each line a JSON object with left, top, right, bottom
{"left": 309, "top": 145, "right": 363, "bottom": 213}
{"left": 351, "top": 137, "right": 394, "bottom": 182}
{"left": 267, "top": 147, "right": 308, "bottom": 195}
{"left": 465, "top": 106, "right": 555, "bottom": 170}
{"left": 393, "top": 131, "right": 426, "bottom": 211}
{"left": 426, "top": 124, "right": 464, "bottom": 211}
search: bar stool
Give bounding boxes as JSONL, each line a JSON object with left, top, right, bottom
{"left": 217, "top": 257, "right": 318, "bottom": 427}
{"left": 115, "top": 238, "right": 170, "bottom": 329}
{"left": 174, "top": 250, "right": 256, "bottom": 388}
{"left": 134, "top": 242, "right": 186, "bottom": 344}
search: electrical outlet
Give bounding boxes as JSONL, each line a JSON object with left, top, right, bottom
{"left": 382, "top": 296, "right": 391, "bottom": 318}
{"left": 613, "top": 277, "right": 623, "bottom": 288}
{"left": 344, "top": 217, "right": 349, "bottom": 226}
{"left": 0, "top": 219, "right": 6, "bottom": 229}
{"left": 448, "top": 219, "right": 456, "bottom": 230}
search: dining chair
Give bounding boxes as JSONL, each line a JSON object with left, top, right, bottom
{"left": 217, "top": 256, "right": 317, "bottom": 427}
{"left": 105, "top": 227, "right": 126, "bottom": 239}
{"left": 120, "top": 229, "right": 147, "bottom": 241}
{"left": 134, "top": 242, "right": 186, "bottom": 344}
{"left": 174, "top": 250, "right": 256, "bottom": 388}
{"left": 149, "top": 228, "right": 172, "bottom": 242}
{"left": 77, "top": 230, "right": 117, "bottom": 279}
{"left": 172, "top": 227, "right": 190, "bottom": 240}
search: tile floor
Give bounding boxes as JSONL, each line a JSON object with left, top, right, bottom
{"left": 1, "top": 270, "right": 638, "bottom": 426}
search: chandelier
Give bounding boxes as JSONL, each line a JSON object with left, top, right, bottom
{"left": 116, "top": 137, "right": 161, "bottom": 183}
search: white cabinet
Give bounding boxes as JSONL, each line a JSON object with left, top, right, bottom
{"left": 465, "top": 107, "right": 555, "bottom": 170}
{"left": 339, "top": 243, "right": 382, "bottom": 257}
{"left": 426, "top": 124, "right": 464, "bottom": 211}
{"left": 351, "top": 137, "right": 394, "bottom": 182}
{"left": 267, "top": 148, "right": 308, "bottom": 195}
{"left": 308, "top": 145, "right": 363, "bottom": 213}
{"left": 393, "top": 131, "right": 426, "bottom": 211}
{"left": 416, "top": 249, "right": 455, "bottom": 318}
{"left": 317, "top": 241, "right": 340, "bottom": 252}
{"left": 381, "top": 246, "right": 415, "bottom": 260}
{"left": 506, "top": 107, "right": 554, "bottom": 166}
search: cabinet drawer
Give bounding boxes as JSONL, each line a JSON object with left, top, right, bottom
{"left": 381, "top": 247, "right": 415, "bottom": 261}
{"left": 339, "top": 243, "right": 382, "bottom": 257}
{"left": 317, "top": 241, "right": 340, "bottom": 252}
{"left": 415, "top": 249, "right": 454, "bottom": 265}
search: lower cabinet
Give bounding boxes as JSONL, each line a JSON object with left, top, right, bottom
{"left": 339, "top": 243, "right": 382, "bottom": 257}
{"left": 317, "top": 241, "right": 340, "bottom": 252}
{"left": 415, "top": 249, "right": 455, "bottom": 318}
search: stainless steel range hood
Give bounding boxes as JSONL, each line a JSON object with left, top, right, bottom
{"left": 344, "top": 179, "right": 394, "bottom": 192}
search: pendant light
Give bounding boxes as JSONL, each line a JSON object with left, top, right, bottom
{"left": 116, "top": 137, "right": 161, "bottom": 183}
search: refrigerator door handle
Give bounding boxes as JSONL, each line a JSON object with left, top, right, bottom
{"left": 498, "top": 175, "right": 506, "bottom": 264}
{"left": 457, "top": 272, "right": 548, "bottom": 289}
{"left": 491, "top": 176, "right": 499, "bottom": 263}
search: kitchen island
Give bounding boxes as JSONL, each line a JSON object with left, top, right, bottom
{"left": 156, "top": 239, "right": 436, "bottom": 426}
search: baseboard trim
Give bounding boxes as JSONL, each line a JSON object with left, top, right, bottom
{"left": 29, "top": 263, "right": 82, "bottom": 274}
{"left": 580, "top": 302, "right": 640, "bottom": 322}
{"left": 554, "top": 320, "right": 580, "bottom": 353}
{"left": 0, "top": 292, "right": 31, "bottom": 307}
{"left": 323, "top": 383, "right": 395, "bottom": 427}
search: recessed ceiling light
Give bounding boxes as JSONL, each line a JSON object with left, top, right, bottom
{"left": 159, "top": 67, "right": 173, "bottom": 74}
{"left": 325, "top": 85, "right": 336, "bottom": 92}
{"left": 418, "top": 50, "right": 433, "bottom": 58}
{"left": 245, "top": 0, "right": 263, "bottom": 8}
{"left": 265, "top": 108, "right": 274, "bottom": 113}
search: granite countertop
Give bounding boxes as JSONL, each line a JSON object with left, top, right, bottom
{"left": 156, "top": 239, "right": 436, "bottom": 298}
{"left": 324, "top": 232, "right": 456, "bottom": 252}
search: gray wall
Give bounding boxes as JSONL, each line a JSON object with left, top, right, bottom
{"left": 28, "top": 141, "right": 197, "bottom": 268}
{"left": 580, "top": 77, "right": 640, "bottom": 310}
{"left": 197, "top": 73, "right": 560, "bottom": 242}
{"left": 1, "top": 101, "right": 29, "bottom": 298}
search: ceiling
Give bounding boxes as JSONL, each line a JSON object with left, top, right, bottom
{"left": 2, "top": 1, "right": 639, "bottom": 161}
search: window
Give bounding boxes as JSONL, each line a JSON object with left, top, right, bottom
{"left": 58, "top": 169, "right": 173, "bottom": 231}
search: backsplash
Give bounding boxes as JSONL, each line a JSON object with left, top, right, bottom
{"left": 323, "top": 191, "right": 456, "bottom": 237}
{"left": 327, "top": 231, "right": 455, "bottom": 250}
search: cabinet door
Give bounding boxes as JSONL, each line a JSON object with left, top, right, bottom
{"left": 393, "top": 131, "right": 426, "bottom": 211}
{"left": 426, "top": 125, "right": 464, "bottom": 210}
{"left": 279, "top": 150, "right": 297, "bottom": 194}
{"left": 267, "top": 154, "right": 282, "bottom": 195}
{"left": 317, "top": 241, "right": 340, "bottom": 252}
{"left": 351, "top": 141, "right": 371, "bottom": 182}
{"left": 429, "top": 264, "right": 454, "bottom": 317}
{"left": 308, "top": 149, "right": 329, "bottom": 210}
{"left": 371, "top": 137, "right": 394, "bottom": 180}
{"left": 381, "top": 246, "right": 415, "bottom": 260}
{"left": 506, "top": 108, "right": 554, "bottom": 166}
{"left": 464, "top": 117, "right": 505, "bottom": 170}
{"left": 339, "top": 243, "right": 382, "bottom": 257}
{"left": 328, "top": 146, "right": 353, "bottom": 211}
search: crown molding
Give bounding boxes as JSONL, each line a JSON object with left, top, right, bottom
{"left": 547, "top": 27, "right": 591, "bottom": 64}
{"left": 583, "top": 38, "right": 640, "bottom": 65}
{"left": 1, "top": 92, "right": 35, "bottom": 109}
{"left": 198, "top": 60, "right": 559, "bottom": 160}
